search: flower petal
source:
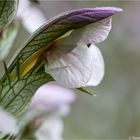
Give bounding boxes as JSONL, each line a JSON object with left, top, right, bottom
{"left": 17, "top": 0, "right": 47, "bottom": 33}
{"left": 0, "top": 108, "right": 18, "bottom": 135}
{"left": 29, "top": 82, "right": 76, "bottom": 112}
{"left": 45, "top": 41, "right": 93, "bottom": 88}
{"left": 35, "top": 116, "right": 63, "bottom": 140}
{"left": 87, "top": 44, "right": 105, "bottom": 86}
{"left": 69, "top": 17, "right": 112, "bottom": 44}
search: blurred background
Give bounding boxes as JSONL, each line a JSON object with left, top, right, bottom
{"left": 2, "top": 0, "right": 140, "bottom": 139}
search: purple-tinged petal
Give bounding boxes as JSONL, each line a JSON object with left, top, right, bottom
{"left": 65, "top": 7, "right": 122, "bottom": 24}
{"left": 29, "top": 82, "right": 76, "bottom": 112}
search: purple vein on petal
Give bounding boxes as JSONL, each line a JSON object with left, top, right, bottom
{"left": 65, "top": 7, "right": 123, "bottom": 24}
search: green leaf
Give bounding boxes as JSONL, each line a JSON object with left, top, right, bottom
{"left": 0, "top": 22, "right": 18, "bottom": 60}
{"left": 77, "top": 88, "right": 94, "bottom": 96}
{"left": 0, "top": 0, "right": 18, "bottom": 29}
{"left": 0, "top": 65, "right": 53, "bottom": 116}
{"left": 0, "top": 134, "right": 14, "bottom": 140}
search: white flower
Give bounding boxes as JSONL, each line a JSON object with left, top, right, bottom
{"left": 0, "top": 107, "right": 18, "bottom": 135}
{"left": 17, "top": 0, "right": 47, "bottom": 33}
{"left": 29, "top": 82, "right": 76, "bottom": 113}
{"left": 35, "top": 116, "right": 63, "bottom": 140}
{"left": 29, "top": 82, "right": 76, "bottom": 140}
{"left": 45, "top": 17, "right": 112, "bottom": 88}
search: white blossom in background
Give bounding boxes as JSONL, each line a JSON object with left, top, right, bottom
{"left": 29, "top": 82, "right": 76, "bottom": 140}
{"left": 0, "top": 107, "right": 18, "bottom": 135}
{"left": 35, "top": 116, "right": 64, "bottom": 140}
{"left": 17, "top": 0, "right": 46, "bottom": 33}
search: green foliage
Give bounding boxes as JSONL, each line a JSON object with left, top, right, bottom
{"left": 0, "top": 0, "right": 18, "bottom": 29}
{"left": 77, "top": 88, "right": 94, "bottom": 96}
{"left": 0, "top": 23, "right": 18, "bottom": 60}
{"left": 0, "top": 62, "right": 53, "bottom": 117}
{"left": 0, "top": 0, "right": 18, "bottom": 60}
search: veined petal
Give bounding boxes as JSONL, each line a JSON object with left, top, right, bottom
{"left": 45, "top": 42, "right": 93, "bottom": 88}
{"left": 69, "top": 17, "right": 112, "bottom": 45}
{"left": 87, "top": 44, "right": 104, "bottom": 86}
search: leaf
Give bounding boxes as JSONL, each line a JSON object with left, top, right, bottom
{"left": 77, "top": 88, "right": 94, "bottom": 96}
{"left": 0, "top": 65, "right": 53, "bottom": 116}
{"left": 0, "top": 0, "right": 18, "bottom": 29}
{"left": 0, "top": 22, "right": 18, "bottom": 60}
{"left": 0, "top": 134, "right": 15, "bottom": 140}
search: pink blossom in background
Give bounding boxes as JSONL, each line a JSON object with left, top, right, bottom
{"left": 29, "top": 82, "right": 76, "bottom": 113}
{"left": 29, "top": 82, "right": 76, "bottom": 140}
